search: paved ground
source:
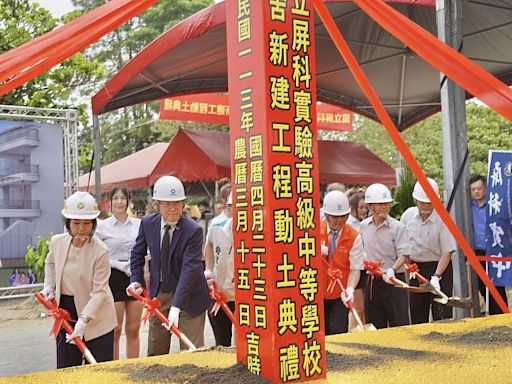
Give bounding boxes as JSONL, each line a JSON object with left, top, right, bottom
{"left": 0, "top": 299, "right": 217, "bottom": 378}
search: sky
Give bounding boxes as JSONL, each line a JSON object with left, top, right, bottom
{"left": 29, "top": 0, "right": 75, "bottom": 18}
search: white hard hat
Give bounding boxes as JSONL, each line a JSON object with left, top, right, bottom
{"left": 323, "top": 190, "right": 350, "bottom": 216}
{"left": 365, "top": 183, "right": 393, "bottom": 204}
{"left": 412, "top": 178, "right": 439, "bottom": 203}
{"left": 62, "top": 191, "right": 100, "bottom": 220}
{"left": 153, "top": 176, "right": 186, "bottom": 201}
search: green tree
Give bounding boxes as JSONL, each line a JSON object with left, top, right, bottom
{"left": 25, "top": 234, "right": 51, "bottom": 280}
{"left": 72, "top": 0, "right": 214, "bottom": 168}
{"left": 345, "top": 102, "right": 511, "bottom": 187}
{"left": 0, "top": 0, "right": 104, "bottom": 117}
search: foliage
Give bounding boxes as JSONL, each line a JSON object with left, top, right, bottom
{"left": 0, "top": 0, "right": 104, "bottom": 121}
{"left": 25, "top": 234, "right": 52, "bottom": 280}
{"left": 390, "top": 165, "right": 416, "bottom": 219}
{"left": 345, "top": 102, "right": 512, "bottom": 186}
{"left": 71, "top": 0, "right": 214, "bottom": 170}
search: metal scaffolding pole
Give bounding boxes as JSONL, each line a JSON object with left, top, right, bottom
{"left": 436, "top": 0, "right": 480, "bottom": 318}
{"left": 93, "top": 114, "right": 102, "bottom": 204}
{"left": 0, "top": 104, "right": 78, "bottom": 197}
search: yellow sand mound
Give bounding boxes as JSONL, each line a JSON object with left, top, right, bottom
{"left": 2, "top": 314, "right": 511, "bottom": 384}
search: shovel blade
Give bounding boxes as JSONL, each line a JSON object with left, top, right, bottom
{"left": 446, "top": 297, "right": 473, "bottom": 309}
{"left": 350, "top": 323, "right": 377, "bottom": 333}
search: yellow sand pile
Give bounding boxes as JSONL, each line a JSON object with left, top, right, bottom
{"left": 2, "top": 314, "right": 511, "bottom": 384}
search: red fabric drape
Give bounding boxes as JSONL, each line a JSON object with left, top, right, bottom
{"left": 0, "top": 0, "right": 158, "bottom": 97}
{"left": 352, "top": 0, "right": 512, "bottom": 123}
{"left": 313, "top": 0, "right": 510, "bottom": 313}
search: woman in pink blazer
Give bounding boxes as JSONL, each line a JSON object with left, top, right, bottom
{"left": 41, "top": 191, "right": 117, "bottom": 368}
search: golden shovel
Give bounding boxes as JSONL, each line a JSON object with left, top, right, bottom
{"left": 407, "top": 263, "right": 473, "bottom": 309}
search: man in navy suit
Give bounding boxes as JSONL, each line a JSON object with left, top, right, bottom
{"left": 128, "top": 175, "right": 209, "bottom": 354}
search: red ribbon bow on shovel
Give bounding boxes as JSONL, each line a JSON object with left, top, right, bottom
{"left": 34, "top": 292, "right": 97, "bottom": 364}
{"left": 321, "top": 257, "right": 344, "bottom": 294}
{"left": 406, "top": 262, "right": 420, "bottom": 281}
{"left": 48, "top": 306, "right": 73, "bottom": 337}
{"left": 127, "top": 288, "right": 197, "bottom": 351}
{"left": 363, "top": 260, "right": 385, "bottom": 276}
{"left": 209, "top": 282, "right": 236, "bottom": 325}
{"left": 137, "top": 290, "right": 162, "bottom": 325}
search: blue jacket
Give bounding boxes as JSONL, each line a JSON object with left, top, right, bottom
{"left": 130, "top": 213, "right": 209, "bottom": 317}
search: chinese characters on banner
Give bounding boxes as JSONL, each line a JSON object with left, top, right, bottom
{"left": 159, "top": 94, "right": 353, "bottom": 131}
{"left": 485, "top": 150, "right": 512, "bottom": 286}
{"left": 226, "top": 0, "right": 326, "bottom": 382}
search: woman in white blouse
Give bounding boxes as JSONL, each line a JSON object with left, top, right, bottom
{"left": 96, "top": 186, "right": 142, "bottom": 360}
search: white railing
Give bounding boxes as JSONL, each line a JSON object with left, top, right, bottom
{"left": 0, "top": 283, "right": 43, "bottom": 300}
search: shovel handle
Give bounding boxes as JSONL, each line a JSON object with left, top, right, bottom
{"left": 220, "top": 301, "right": 236, "bottom": 325}
{"left": 127, "top": 288, "right": 197, "bottom": 351}
{"left": 34, "top": 293, "right": 97, "bottom": 364}
{"left": 347, "top": 300, "right": 366, "bottom": 329}
{"left": 406, "top": 264, "right": 450, "bottom": 300}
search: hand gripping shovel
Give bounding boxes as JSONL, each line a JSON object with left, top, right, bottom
{"left": 406, "top": 263, "right": 472, "bottom": 309}
{"left": 322, "top": 258, "right": 376, "bottom": 332}
{"left": 127, "top": 288, "right": 197, "bottom": 351}
{"left": 35, "top": 292, "right": 97, "bottom": 364}
{"left": 364, "top": 261, "right": 433, "bottom": 294}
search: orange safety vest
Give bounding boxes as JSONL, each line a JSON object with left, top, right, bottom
{"left": 320, "top": 220, "right": 358, "bottom": 300}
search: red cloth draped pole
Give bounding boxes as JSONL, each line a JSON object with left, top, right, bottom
{"left": 127, "top": 288, "right": 197, "bottom": 351}
{"left": 34, "top": 293, "right": 97, "bottom": 364}
{"left": 0, "top": 0, "right": 158, "bottom": 97}
{"left": 209, "top": 282, "right": 236, "bottom": 325}
{"left": 352, "top": 0, "right": 512, "bottom": 123}
{"left": 0, "top": 0, "right": 152, "bottom": 75}
{"left": 312, "top": 0, "right": 509, "bottom": 314}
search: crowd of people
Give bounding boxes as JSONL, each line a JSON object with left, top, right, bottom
{"left": 37, "top": 173, "right": 508, "bottom": 368}
{"left": 6, "top": 268, "right": 37, "bottom": 286}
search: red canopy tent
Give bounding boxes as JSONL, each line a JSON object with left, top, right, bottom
{"left": 91, "top": 0, "right": 512, "bottom": 130}
{"left": 79, "top": 142, "right": 169, "bottom": 193}
{"left": 79, "top": 128, "right": 396, "bottom": 192}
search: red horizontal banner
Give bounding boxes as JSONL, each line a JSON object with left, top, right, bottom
{"left": 160, "top": 93, "right": 353, "bottom": 131}
{"left": 476, "top": 256, "right": 512, "bottom": 262}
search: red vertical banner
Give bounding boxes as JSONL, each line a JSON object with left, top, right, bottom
{"left": 226, "top": 0, "right": 326, "bottom": 382}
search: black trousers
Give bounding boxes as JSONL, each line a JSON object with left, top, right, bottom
{"left": 56, "top": 295, "right": 114, "bottom": 369}
{"left": 208, "top": 301, "right": 236, "bottom": 346}
{"left": 324, "top": 298, "right": 349, "bottom": 335}
{"left": 475, "top": 250, "right": 509, "bottom": 314}
{"left": 409, "top": 261, "right": 453, "bottom": 324}
{"left": 365, "top": 273, "right": 410, "bottom": 329}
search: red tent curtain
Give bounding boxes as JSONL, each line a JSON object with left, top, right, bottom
{"left": 0, "top": 0, "right": 158, "bottom": 97}
{"left": 353, "top": 0, "right": 512, "bottom": 122}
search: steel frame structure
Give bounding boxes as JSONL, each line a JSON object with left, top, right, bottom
{"left": 0, "top": 104, "right": 78, "bottom": 197}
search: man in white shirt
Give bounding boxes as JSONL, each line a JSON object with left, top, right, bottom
{"left": 359, "top": 183, "right": 410, "bottom": 328}
{"left": 401, "top": 178, "right": 456, "bottom": 324}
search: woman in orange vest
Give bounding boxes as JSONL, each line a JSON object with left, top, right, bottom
{"left": 320, "top": 191, "right": 364, "bottom": 334}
